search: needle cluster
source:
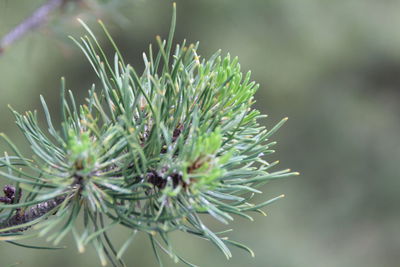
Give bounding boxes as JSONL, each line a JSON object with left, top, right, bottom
{"left": 0, "top": 5, "right": 297, "bottom": 266}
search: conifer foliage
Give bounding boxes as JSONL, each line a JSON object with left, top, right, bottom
{"left": 0, "top": 4, "right": 297, "bottom": 266}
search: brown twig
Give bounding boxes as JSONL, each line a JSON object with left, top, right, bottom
{"left": 0, "top": 196, "right": 66, "bottom": 233}
{"left": 0, "top": 0, "right": 67, "bottom": 54}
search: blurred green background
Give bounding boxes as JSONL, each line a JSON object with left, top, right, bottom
{"left": 1, "top": 0, "right": 400, "bottom": 266}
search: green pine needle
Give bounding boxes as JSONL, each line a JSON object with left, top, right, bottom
{"left": 0, "top": 4, "right": 296, "bottom": 266}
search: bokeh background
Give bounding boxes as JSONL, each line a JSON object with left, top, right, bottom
{"left": 1, "top": 0, "right": 400, "bottom": 266}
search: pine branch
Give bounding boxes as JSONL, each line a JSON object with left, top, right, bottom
{"left": 0, "top": 0, "right": 72, "bottom": 54}
{"left": 0, "top": 196, "right": 66, "bottom": 233}
{"left": 0, "top": 4, "right": 297, "bottom": 266}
